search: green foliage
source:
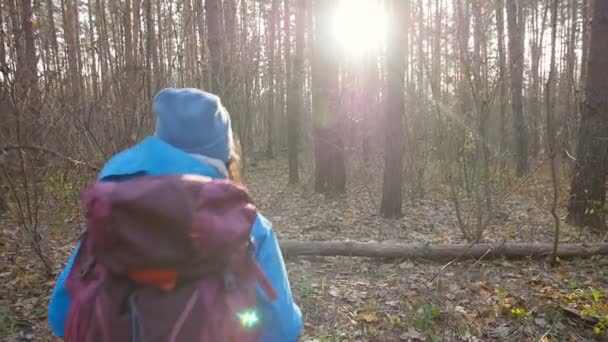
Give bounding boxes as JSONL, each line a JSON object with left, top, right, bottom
{"left": 43, "top": 171, "right": 77, "bottom": 201}
{"left": 408, "top": 301, "right": 443, "bottom": 342}
{"left": 569, "top": 280, "right": 579, "bottom": 290}
{"left": 0, "top": 305, "right": 16, "bottom": 338}
{"left": 496, "top": 287, "right": 509, "bottom": 300}
{"left": 542, "top": 303, "right": 564, "bottom": 326}
{"left": 508, "top": 307, "right": 529, "bottom": 321}
{"left": 583, "top": 200, "right": 608, "bottom": 220}
{"left": 594, "top": 317, "right": 608, "bottom": 335}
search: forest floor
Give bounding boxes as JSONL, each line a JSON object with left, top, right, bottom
{"left": 1, "top": 156, "right": 608, "bottom": 341}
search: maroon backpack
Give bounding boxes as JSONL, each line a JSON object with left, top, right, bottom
{"left": 63, "top": 175, "right": 276, "bottom": 342}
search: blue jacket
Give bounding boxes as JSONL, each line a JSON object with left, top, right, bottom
{"left": 47, "top": 136, "right": 303, "bottom": 341}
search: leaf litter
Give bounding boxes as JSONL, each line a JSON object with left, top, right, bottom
{"left": 1, "top": 157, "right": 607, "bottom": 341}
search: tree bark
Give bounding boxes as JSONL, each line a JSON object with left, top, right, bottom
{"left": 7, "top": 0, "right": 23, "bottom": 81}
{"left": 20, "top": 0, "right": 39, "bottom": 110}
{"left": 96, "top": 0, "right": 110, "bottom": 97}
{"left": 63, "top": 0, "right": 80, "bottom": 102}
{"left": 431, "top": 0, "right": 441, "bottom": 98}
{"left": 205, "top": 0, "right": 224, "bottom": 95}
{"left": 380, "top": 0, "right": 407, "bottom": 218}
{"left": 287, "top": 0, "right": 302, "bottom": 185}
{"left": 281, "top": 0, "right": 292, "bottom": 151}
{"left": 194, "top": 0, "right": 206, "bottom": 89}
{"left": 45, "top": 0, "right": 61, "bottom": 76}
{"left": 266, "top": 0, "right": 279, "bottom": 158}
{"left": 279, "top": 240, "right": 608, "bottom": 260}
{"left": 124, "top": 0, "right": 133, "bottom": 85}
{"left": 87, "top": 0, "right": 99, "bottom": 101}
{"left": 156, "top": 0, "right": 164, "bottom": 86}
{"left": 580, "top": 0, "right": 590, "bottom": 93}
{"left": 239, "top": 0, "right": 252, "bottom": 167}
{"left": 507, "top": 0, "right": 529, "bottom": 176}
{"left": 496, "top": 0, "right": 507, "bottom": 160}
{"left": 132, "top": 0, "right": 141, "bottom": 67}
{"left": 312, "top": 0, "right": 345, "bottom": 194}
{"left": 563, "top": 0, "right": 578, "bottom": 152}
{"left": 567, "top": 0, "right": 608, "bottom": 230}
{"left": 547, "top": 0, "right": 560, "bottom": 265}
{"left": 0, "top": 0, "right": 5, "bottom": 72}
{"left": 529, "top": 0, "right": 548, "bottom": 157}
{"left": 144, "top": 0, "right": 158, "bottom": 96}
{"left": 223, "top": 0, "right": 237, "bottom": 100}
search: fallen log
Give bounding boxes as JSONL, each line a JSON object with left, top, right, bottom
{"left": 279, "top": 240, "right": 608, "bottom": 260}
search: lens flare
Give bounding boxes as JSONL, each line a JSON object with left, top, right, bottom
{"left": 237, "top": 309, "right": 260, "bottom": 329}
{"left": 332, "top": 0, "right": 388, "bottom": 57}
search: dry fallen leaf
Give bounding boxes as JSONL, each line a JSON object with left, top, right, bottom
{"left": 358, "top": 312, "right": 379, "bottom": 323}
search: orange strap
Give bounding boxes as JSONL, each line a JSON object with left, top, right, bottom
{"left": 128, "top": 269, "right": 178, "bottom": 292}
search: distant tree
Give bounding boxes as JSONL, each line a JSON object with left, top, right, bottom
{"left": 567, "top": 0, "right": 608, "bottom": 230}
{"left": 266, "top": 0, "right": 279, "bottom": 158}
{"left": 20, "top": 0, "right": 39, "bottom": 110}
{"left": 507, "top": 0, "right": 529, "bottom": 176}
{"left": 312, "top": 0, "right": 345, "bottom": 194}
{"left": 205, "top": 0, "right": 224, "bottom": 96}
{"left": 287, "top": 0, "right": 303, "bottom": 184}
{"left": 547, "top": 0, "right": 559, "bottom": 266}
{"left": 144, "top": 0, "right": 158, "bottom": 96}
{"left": 380, "top": 0, "right": 407, "bottom": 218}
{"left": 529, "top": 0, "right": 548, "bottom": 157}
{"left": 0, "top": 0, "right": 5, "bottom": 73}
{"left": 495, "top": 0, "right": 507, "bottom": 158}
{"left": 63, "top": 0, "right": 81, "bottom": 102}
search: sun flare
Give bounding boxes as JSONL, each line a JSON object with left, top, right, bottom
{"left": 332, "top": 0, "right": 388, "bottom": 57}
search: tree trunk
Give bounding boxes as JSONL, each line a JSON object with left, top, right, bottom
{"left": 430, "top": 0, "right": 441, "bottom": 98}
{"left": 182, "top": 0, "right": 194, "bottom": 86}
{"left": 45, "top": 0, "right": 61, "bottom": 76}
{"left": 195, "top": 0, "right": 206, "bottom": 89}
{"left": 580, "top": 0, "right": 590, "bottom": 93}
{"left": 567, "top": 0, "right": 608, "bottom": 230}
{"left": 312, "top": 0, "right": 345, "bottom": 194}
{"left": 96, "top": 0, "right": 110, "bottom": 97}
{"left": 380, "top": 0, "right": 407, "bottom": 218}
{"left": 287, "top": 0, "right": 303, "bottom": 185}
{"left": 223, "top": 0, "right": 236, "bottom": 101}
{"left": 529, "top": 0, "right": 548, "bottom": 157}
{"left": 156, "top": 0, "right": 164, "bottom": 87}
{"left": 7, "top": 0, "right": 23, "bottom": 82}
{"left": 205, "top": 0, "right": 224, "bottom": 96}
{"left": 507, "top": 0, "right": 529, "bottom": 176}
{"left": 0, "top": 0, "right": 5, "bottom": 74}
{"left": 279, "top": 240, "right": 608, "bottom": 260}
{"left": 266, "top": 0, "right": 279, "bottom": 158}
{"left": 132, "top": 0, "right": 141, "bottom": 67}
{"left": 144, "top": 0, "right": 158, "bottom": 96}
{"left": 239, "top": 0, "right": 252, "bottom": 166}
{"left": 547, "top": 0, "right": 560, "bottom": 265}
{"left": 87, "top": 0, "right": 99, "bottom": 101}
{"left": 282, "top": 0, "right": 291, "bottom": 152}
{"left": 63, "top": 0, "right": 81, "bottom": 103}
{"left": 564, "top": 0, "right": 578, "bottom": 153}
{"left": 496, "top": 0, "right": 507, "bottom": 160}
{"left": 20, "top": 0, "right": 39, "bottom": 110}
{"left": 124, "top": 0, "right": 133, "bottom": 72}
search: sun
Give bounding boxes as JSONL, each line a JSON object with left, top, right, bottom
{"left": 332, "top": 0, "right": 388, "bottom": 57}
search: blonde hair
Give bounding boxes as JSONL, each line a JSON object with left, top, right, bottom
{"left": 226, "top": 134, "right": 242, "bottom": 183}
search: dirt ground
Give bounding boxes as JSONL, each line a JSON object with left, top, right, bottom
{"left": 1, "top": 156, "right": 607, "bottom": 341}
